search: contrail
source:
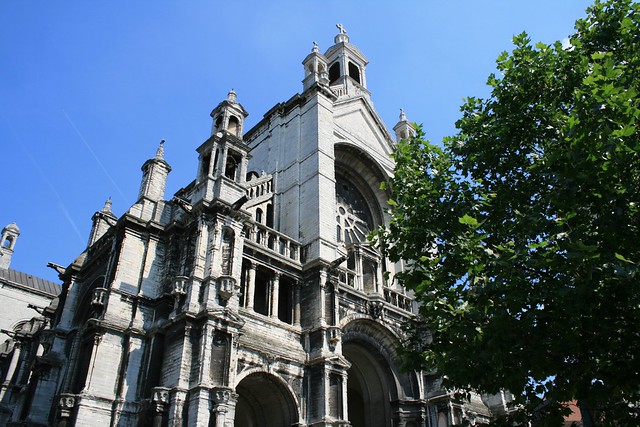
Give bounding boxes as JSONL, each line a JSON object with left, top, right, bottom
{"left": 1, "top": 115, "right": 86, "bottom": 245}
{"left": 62, "top": 109, "right": 128, "bottom": 203}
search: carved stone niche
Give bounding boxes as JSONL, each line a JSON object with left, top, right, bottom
{"left": 217, "top": 276, "right": 238, "bottom": 304}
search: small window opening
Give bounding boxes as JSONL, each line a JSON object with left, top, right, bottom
{"left": 225, "top": 152, "right": 241, "bottom": 181}
{"left": 239, "top": 262, "right": 248, "bottom": 307}
{"left": 363, "top": 259, "right": 377, "bottom": 293}
{"left": 256, "top": 208, "right": 263, "bottom": 224}
{"left": 329, "top": 62, "right": 341, "bottom": 84}
{"left": 200, "top": 152, "right": 211, "bottom": 179}
{"left": 214, "top": 116, "right": 223, "bottom": 133}
{"left": 278, "top": 278, "right": 294, "bottom": 324}
{"left": 348, "top": 62, "right": 360, "bottom": 84}
{"left": 266, "top": 204, "right": 274, "bottom": 228}
{"left": 2, "top": 237, "right": 12, "bottom": 249}
{"left": 347, "top": 253, "right": 356, "bottom": 270}
{"left": 253, "top": 269, "right": 270, "bottom": 316}
{"left": 228, "top": 116, "right": 240, "bottom": 137}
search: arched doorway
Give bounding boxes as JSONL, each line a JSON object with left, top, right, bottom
{"left": 235, "top": 372, "right": 298, "bottom": 427}
{"left": 343, "top": 340, "right": 395, "bottom": 427}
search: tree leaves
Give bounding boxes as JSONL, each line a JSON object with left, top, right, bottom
{"left": 375, "top": 1, "right": 640, "bottom": 425}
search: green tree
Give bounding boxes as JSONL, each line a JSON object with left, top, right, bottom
{"left": 375, "top": 1, "right": 639, "bottom": 425}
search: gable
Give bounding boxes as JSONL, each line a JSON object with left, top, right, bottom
{"left": 332, "top": 97, "right": 396, "bottom": 171}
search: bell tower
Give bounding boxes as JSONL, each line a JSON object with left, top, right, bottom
{"left": 324, "top": 24, "right": 369, "bottom": 98}
{"left": 193, "top": 90, "right": 250, "bottom": 208}
{"left": 0, "top": 223, "right": 20, "bottom": 270}
{"left": 210, "top": 89, "right": 248, "bottom": 138}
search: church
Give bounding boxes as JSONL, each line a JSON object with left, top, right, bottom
{"left": 0, "top": 27, "right": 511, "bottom": 426}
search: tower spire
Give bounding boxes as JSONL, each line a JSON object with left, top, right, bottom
{"left": 155, "top": 139, "right": 165, "bottom": 160}
{"left": 138, "top": 140, "right": 172, "bottom": 202}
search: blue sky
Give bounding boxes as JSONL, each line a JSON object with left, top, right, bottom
{"left": 1, "top": 1, "right": 592, "bottom": 282}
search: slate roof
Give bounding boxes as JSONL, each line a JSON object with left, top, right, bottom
{"left": 0, "top": 268, "right": 61, "bottom": 297}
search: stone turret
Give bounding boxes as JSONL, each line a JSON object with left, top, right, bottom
{"left": 210, "top": 89, "right": 249, "bottom": 138}
{"left": 393, "top": 109, "right": 416, "bottom": 141}
{"left": 138, "top": 140, "right": 172, "bottom": 202}
{"left": 302, "top": 42, "right": 330, "bottom": 91}
{"left": 0, "top": 223, "right": 20, "bottom": 270}
{"left": 87, "top": 198, "right": 117, "bottom": 247}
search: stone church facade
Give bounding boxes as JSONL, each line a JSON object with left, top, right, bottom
{"left": 1, "top": 28, "right": 511, "bottom": 427}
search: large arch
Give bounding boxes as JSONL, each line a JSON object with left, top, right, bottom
{"left": 341, "top": 319, "right": 420, "bottom": 427}
{"left": 234, "top": 372, "right": 299, "bottom": 427}
{"left": 334, "top": 143, "right": 390, "bottom": 231}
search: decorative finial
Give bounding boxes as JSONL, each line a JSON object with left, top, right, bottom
{"left": 334, "top": 24, "right": 350, "bottom": 44}
{"left": 399, "top": 109, "right": 407, "bottom": 122}
{"left": 227, "top": 89, "right": 237, "bottom": 103}
{"left": 312, "top": 41, "right": 319, "bottom": 53}
{"left": 155, "top": 139, "right": 165, "bottom": 160}
{"left": 102, "top": 197, "right": 113, "bottom": 213}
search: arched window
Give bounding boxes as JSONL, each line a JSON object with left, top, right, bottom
{"left": 214, "top": 116, "right": 223, "bottom": 133}
{"left": 225, "top": 152, "right": 241, "bottom": 181}
{"left": 228, "top": 116, "right": 240, "bottom": 136}
{"left": 255, "top": 208, "right": 263, "bottom": 224}
{"left": 329, "top": 62, "right": 341, "bottom": 84}
{"left": 348, "top": 62, "right": 361, "bottom": 84}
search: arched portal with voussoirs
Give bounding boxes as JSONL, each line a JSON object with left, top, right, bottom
{"left": 342, "top": 319, "right": 419, "bottom": 427}
{"left": 234, "top": 372, "right": 299, "bottom": 427}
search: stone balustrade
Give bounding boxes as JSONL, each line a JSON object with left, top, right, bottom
{"left": 383, "top": 287, "right": 414, "bottom": 313}
{"left": 244, "top": 222, "right": 301, "bottom": 263}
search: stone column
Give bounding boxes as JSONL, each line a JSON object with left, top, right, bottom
{"left": 167, "top": 389, "right": 188, "bottom": 427}
{"left": 211, "top": 388, "right": 238, "bottom": 427}
{"left": 270, "top": 272, "right": 281, "bottom": 319}
{"left": 331, "top": 280, "right": 339, "bottom": 326}
{"left": 293, "top": 280, "right": 301, "bottom": 326}
{"left": 319, "top": 269, "right": 329, "bottom": 327}
{"left": 85, "top": 334, "right": 103, "bottom": 392}
{"left": 208, "top": 143, "right": 218, "bottom": 177}
{"left": 341, "top": 372, "right": 349, "bottom": 423}
{"left": 0, "top": 340, "right": 21, "bottom": 400}
{"left": 220, "top": 146, "right": 229, "bottom": 177}
{"left": 245, "top": 262, "right": 256, "bottom": 310}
